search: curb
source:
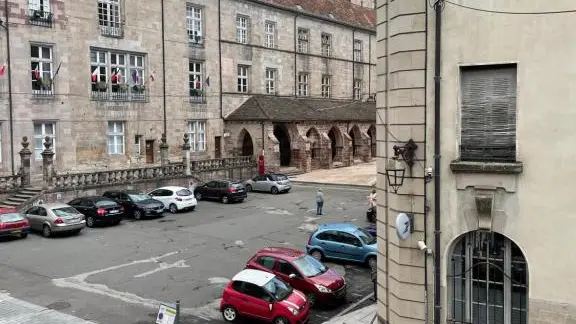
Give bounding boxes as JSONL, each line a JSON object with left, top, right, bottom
{"left": 330, "top": 293, "right": 374, "bottom": 320}
{"left": 291, "top": 180, "right": 373, "bottom": 189}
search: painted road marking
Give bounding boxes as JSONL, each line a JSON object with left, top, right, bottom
{"left": 134, "top": 260, "right": 189, "bottom": 278}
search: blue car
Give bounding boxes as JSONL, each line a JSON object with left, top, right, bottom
{"left": 306, "top": 223, "right": 377, "bottom": 268}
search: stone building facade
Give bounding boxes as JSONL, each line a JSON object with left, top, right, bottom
{"left": 0, "top": 0, "right": 376, "bottom": 176}
{"left": 376, "top": 1, "right": 576, "bottom": 324}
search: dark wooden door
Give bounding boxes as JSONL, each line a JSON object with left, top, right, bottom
{"left": 145, "top": 140, "right": 154, "bottom": 164}
{"left": 214, "top": 136, "right": 222, "bottom": 158}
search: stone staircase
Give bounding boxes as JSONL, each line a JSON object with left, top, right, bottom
{"left": 0, "top": 187, "right": 43, "bottom": 209}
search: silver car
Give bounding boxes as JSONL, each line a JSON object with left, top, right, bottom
{"left": 244, "top": 173, "right": 292, "bottom": 194}
{"left": 22, "top": 203, "right": 86, "bottom": 237}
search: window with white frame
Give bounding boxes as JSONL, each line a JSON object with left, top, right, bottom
{"left": 353, "top": 40, "right": 363, "bottom": 62}
{"left": 298, "top": 73, "right": 309, "bottom": 97}
{"left": 29, "top": 0, "right": 51, "bottom": 13}
{"left": 321, "top": 33, "right": 332, "bottom": 57}
{"left": 237, "top": 65, "right": 249, "bottom": 93}
{"left": 188, "top": 120, "right": 206, "bottom": 152}
{"left": 30, "top": 44, "right": 53, "bottom": 94}
{"left": 134, "top": 135, "right": 142, "bottom": 156}
{"left": 107, "top": 121, "right": 125, "bottom": 155}
{"left": 321, "top": 75, "right": 331, "bottom": 98}
{"left": 186, "top": 5, "right": 203, "bottom": 46}
{"left": 110, "top": 52, "right": 126, "bottom": 95}
{"left": 90, "top": 49, "right": 146, "bottom": 100}
{"left": 353, "top": 79, "right": 362, "bottom": 100}
{"left": 236, "top": 15, "right": 249, "bottom": 44}
{"left": 98, "top": 0, "right": 121, "bottom": 37}
{"left": 33, "top": 122, "right": 55, "bottom": 160}
{"left": 265, "top": 68, "right": 276, "bottom": 94}
{"left": 264, "top": 21, "right": 276, "bottom": 48}
{"left": 28, "top": 0, "right": 52, "bottom": 26}
{"left": 189, "top": 61, "right": 203, "bottom": 100}
{"left": 297, "top": 28, "right": 309, "bottom": 53}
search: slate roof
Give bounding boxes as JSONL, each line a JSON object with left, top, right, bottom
{"left": 225, "top": 95, "right": 376, "bottom": 122}
{"left": 255, "top": 0, "right": 376, "bottom": 30}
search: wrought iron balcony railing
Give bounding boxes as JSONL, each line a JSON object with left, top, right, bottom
{"left": 28, "top": 9, "right": 53, "bottom": 28}
{"left": 91, "top": 83, "right": 148, "bottom": 102}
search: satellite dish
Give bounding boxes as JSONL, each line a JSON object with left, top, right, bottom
{"left": 395, "top": 213, "right": 412, "bottom": 240}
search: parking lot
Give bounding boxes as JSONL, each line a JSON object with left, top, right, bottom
{"left": 0, "top": 183, "right": 374, "bottom": 324}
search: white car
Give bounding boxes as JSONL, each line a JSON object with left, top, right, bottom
{"left": 147, "top": 186, "right": 197, "bottom": 213}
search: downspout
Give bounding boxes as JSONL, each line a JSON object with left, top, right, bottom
{"left": 218, "top": 0, "right": 223, "bottom": 118}
{"left": 368, "top": 33, "right": 371, "bottom": 97}
{"left": 352, "top": 29, "right": 356, "bottom": 98}
{"left": 423, "top": 0, "right": 430, "bottom": 323}
{"left": 293, "top": 15, "right": 298, "bottom": 97}
{"left": 433, "top": 2, "right": 444, "bottom": 324}
{"left": 384, "top": 0, "right": 390, "bottom": 322}
{"left": 261, "top": 121, "right": 265, "bottom": 156}
{"left": 160, "top": 0, "right": 167, "bottom": 136}
{"left": 4, "top": 0, "right": 14, "bottom": 175}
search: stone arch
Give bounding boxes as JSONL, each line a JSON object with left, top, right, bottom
{"left": 305, "top": 127, "right": 321, "bottom": 158}
{"left": 238, "top": 128, "right": 254, "bottom": 157}
{"left": 327, "top": 126, "right": 343, "bottom": 162}
{"left": 273, "top": 123, "right": 292, "bottom": 167}
{"left": 447, "top": 230, "right": 529, "bottom": 324}
{"left": 348, "top": 124, "right": 363, "bottom": 159}
{"left": 367, "top": 124, "right": 376, "bottom": 158}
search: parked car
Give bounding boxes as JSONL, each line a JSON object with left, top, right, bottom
{"left": 103, "top": 190, "right": 164, "bottom": 220}
{"left": 0, "top": 208, "right": 30, "bottom": 239}
{"left": 22, "top": 203, "right": 86, "bottom": 237}
{"left": 220, "top": 269, "right": 310, "bottom": 324}
{"left": 306, "top": 223, "right": 377, "bottom": 268}
{"left": 68, "top": 196, "right": 125, "bottom": 228}
{"left": 147, "top": 186, "right": 197, "bottom": 213}
{"left": 193, "top": 180, "right": 247, "bottom": 204}
{"left": 244, "top": 173, "right": 291, "bottom": 194}
{"left": 246, "top": 247, "right": 347, "bottom": 306}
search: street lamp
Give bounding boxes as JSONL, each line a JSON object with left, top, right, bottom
{"left": 385, "top": 139, "right": 418, "bottom": 193}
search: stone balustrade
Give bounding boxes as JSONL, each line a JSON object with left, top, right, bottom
{"left": 0, "top": 175, "right": 22, "bottom": 193}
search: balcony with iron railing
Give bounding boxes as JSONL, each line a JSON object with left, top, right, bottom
{"left": 91, "top": 82, "right": 148, "bottom": 102}
{"left": 188, "top": 34, "right": 204, "bottom": 47}
{"left": 28, "top": 9, "right": 53, "bottom": 27}
{"left": 32, "top": 78, "right": 54, "bottom": 98}
{"left": 189, "top": 89, "right": 205, "bottom": 104}
{"left": 100, "top": 24, "right": 123, "bottom": 38}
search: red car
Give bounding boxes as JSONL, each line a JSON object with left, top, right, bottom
{"left": 0, "top": 207, "right": 30, "bottom": 239}
{"left": 246, "top": 247, "right": 347, "bottom": 306}
{"left": 220, "top": 269, "right": 310, "bottom": 324}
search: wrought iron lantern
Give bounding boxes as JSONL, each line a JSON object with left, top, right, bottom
{"left": 385, "top": 139, "right": 419, "bottom": 193}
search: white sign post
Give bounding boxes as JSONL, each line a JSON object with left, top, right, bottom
{"left": 156, "top": 303, "right": 178, "bottom": 324}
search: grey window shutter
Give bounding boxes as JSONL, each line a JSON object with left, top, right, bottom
{"left": 460, "top": 66, "right": 517, "bottom": 162}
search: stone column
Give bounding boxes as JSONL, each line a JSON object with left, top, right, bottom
{"left": 159, "top": 133, "right": 169, "bottom": 166}
{"left": 41, "top": 136, "right": 55, "bottom": 190}
{"left": 182, "top": 133, "right": 191, "bottom": 176}
{"left": 19, "top": 137, "right": 32, "bottom": 187}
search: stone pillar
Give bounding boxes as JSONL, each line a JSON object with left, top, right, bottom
{"left": 182, "top": 133, "right": 191, "bottom": 176}
{"left": 41, "top": 136, "right": 55, "bottom": 190}
{"left": 19, "top": 137, "right": 32, "bottom": 187}
{"left": 159, "top": 133, "right": 169, "bottom": 166}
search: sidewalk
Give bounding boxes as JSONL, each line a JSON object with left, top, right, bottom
{"left": 322, "top": 303, "right": 377, "bottom": 324}
{"left": 0, "top": 292, "right": 97, "bottom": 324}
{"left": 289, "top": 162, "right": 376, "bottom": 187}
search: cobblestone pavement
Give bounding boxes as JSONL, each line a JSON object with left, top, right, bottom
{"left": 0, "top": 183, "right": 375, "bottom": 324}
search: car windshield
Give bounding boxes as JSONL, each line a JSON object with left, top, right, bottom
{"left": 356, "top": 228, "right": 377, "bottom": 245}
{"left": 0, "top": 213, "right": 24, "bottom": 222}
{"left": 263, "top": 277, "right": 293, "bottom": 301}
{"left": 270, "top": 174, "right": 288, "bottom": 181}
{"left": 52, "top": 207, "right": 79, "bottom": 217}
{"left": 292, "top": 255, "right": 327, "bottom": 277}
{"left": 176, "top": 189, "right": 193, "bottom": 196}
{"left": 94, "top": 200, "right": 117, "bottom": 207}
{"left": 128, "top": 194, "right": 152, "bottom": 202}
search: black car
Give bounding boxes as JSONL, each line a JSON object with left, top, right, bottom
{"left": 194, "top": 180, "right": 247, "bottom": 204}
{"left": 102, "top": 190, "right": 164, "bottom": 220}
{"left": 68, "top": 196, "right": 125, "bottom": 228}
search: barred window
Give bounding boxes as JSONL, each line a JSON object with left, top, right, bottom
{"left": 98, "top": 0, "right": 122, "bottom": 37}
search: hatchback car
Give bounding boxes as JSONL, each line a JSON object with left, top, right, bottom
{"left": 194, "top": 180, "right": 247, "bottom": 204}
{"left": 147, "top": 186, "right": 197, "bottom": 213}
{"left": 68, "top": 196, "right": 125, "bottom": 228}
{"left": 246, "top": 247, "right": 347, "bottom": 306}
{"left": 0, "top": 208, "right": 30, "bottom": 239}
{"left": 22, "top": 203, "right": 86, "bottom": 237}
{"left": 103, "top": 190, "right": 164, "bottom": 220}
{"left": 306, "top": 223, "right": 377, "bottom": 268}
{"left": 244, "top": 173, "right": 291, "bottom": 194}
{"left": 220, "top": 269, "right": 310, "bottom": 324}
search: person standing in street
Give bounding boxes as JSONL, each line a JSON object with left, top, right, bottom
{"left": 371, "top": 263, "right": 377, "bottom": 301}
{"left": 316, "top": 189, "right": 324, "bottom": 215}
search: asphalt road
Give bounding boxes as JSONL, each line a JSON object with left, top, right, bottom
{"left": 0, "top": 183, "right": 375, "bottom": 324}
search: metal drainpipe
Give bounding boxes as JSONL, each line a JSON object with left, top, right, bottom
{"left": 368, "top": 33, "right": 371, "bottom": 96}
{"left": 261, "top": 121, "right": 265, "bottom": 156}
{"left": 218, "top": 0, "right": 223, "bottom": 118}
{"left": 352, "top": 29, "right": 355, "bottom": 98}
{"left": 160, "top": 0, "right": 167, "bottom": 137}
{"left": 293, "top": 15, "right": 298, "bottom": 97}
{"left": 423, "top": 0, "right": 430, "bottom": 322}
{"left": 433, "top": 2, "right": 444, "bottom": 324}
{"left": 4, "top": 0, "right": 14, "bottom": 175}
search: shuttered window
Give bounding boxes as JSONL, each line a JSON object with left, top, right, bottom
{"left": 460, "top": 65, "right": 517, "bottom": 162}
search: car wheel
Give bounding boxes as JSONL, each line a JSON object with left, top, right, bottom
{"left": 42, "top": 225, "right": 52, "bottom": 238}
{"left": 271, "top": 187, "right": 279, "bottom": 195}
{"left": 222, "top": 305, "right": 238, "bottom": 322}
{"left": 245, "top": 184, "right": 253, "bottom": 192}
{"left": 195, "top": 192, "right": 203, "bottom": 200}
{"left": 221, "top": 195, "right": 229, "bottom": 204}
{"left": 274, "top": 316, "right": 290, "bottom": 324}
{"left": 310, "top": 250, "right": 324, "bottom": 261}
{"left": 20, "top": 233, "right": 28, "bottom": 239}
{"left": 169, "top": 204, "right": 178, "bottom": 213}
{"left": 306, "top": 292, "right": 317, "bottom": 306}
{"left": 86, "top": 216, "right": 95, "bottom": 228}
{"left": 367, "top": 256, "right": 377, "bottom": 269}
{"left": 189, "top": 205, "right": 196, "bottom": 211}
{"left": 134, "top": 209, "right": 143, "bottom": 220}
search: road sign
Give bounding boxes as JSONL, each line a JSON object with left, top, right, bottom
{"left": 156, "top": 303, "right": 177, "bottom": 324}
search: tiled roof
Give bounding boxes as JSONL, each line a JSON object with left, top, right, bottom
{"left": 254, "top": 0, "right": 376, "bottom": 30}
{"left": 225, "top": 95, "right": 376, "bottom": 122}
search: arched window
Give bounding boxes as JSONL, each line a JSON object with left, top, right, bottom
{"left": 449, "top": 231, "right": 528, "bottom": 324}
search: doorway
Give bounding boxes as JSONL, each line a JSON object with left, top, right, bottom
{"left": 273, "top": 124, "right": 291, "bottom": 166}
{"left": 145, "top": 140, "right": 154, "bottom": 164}
{"left": 214, "top": 136, "right": 222, "bottom": 158}
{"left": 240, "top": 130, "right": 254, "bottom": 156}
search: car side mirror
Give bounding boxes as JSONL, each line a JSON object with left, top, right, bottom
{"left": 289, "top": 273, "right": 297, "bottom": 279}
{"left": 269, "top": 303, "right": 273, "bottom": 311}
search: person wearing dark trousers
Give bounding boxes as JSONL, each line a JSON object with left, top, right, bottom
{"left": 371, "top": 264, "right": 377, "bottom": 301}
{"left": 316, "top": 189, "right": 324, "bottom": 215}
